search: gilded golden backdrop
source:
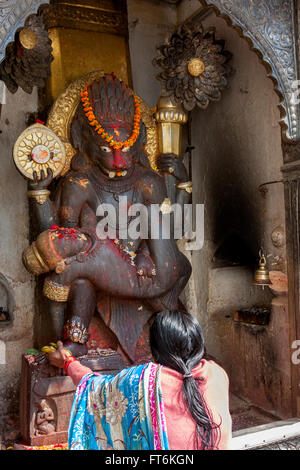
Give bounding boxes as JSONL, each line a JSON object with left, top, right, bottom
{"left": 48, "top": 28, "right": 130, "bottom": 100}
{"left": 43, "top": 0, "right": 130, "bottom": 102}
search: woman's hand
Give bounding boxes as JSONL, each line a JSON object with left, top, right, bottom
{"left": 157, "top": 153, "right": 189, "bottom": 182}
{"left": 47, "top": 341, "right": 72, "bottom": 368}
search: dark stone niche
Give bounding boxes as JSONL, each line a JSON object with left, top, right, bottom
{"left": 0, "top": 273, "right": 14, "bottom": 327}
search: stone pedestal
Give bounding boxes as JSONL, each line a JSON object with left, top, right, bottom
{"left": 20, "top": 350, "right": 125, "bottom": 447}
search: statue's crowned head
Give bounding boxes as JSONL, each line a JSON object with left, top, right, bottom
{"left": 71, "top": 73, "right": 147, "bottom": 176}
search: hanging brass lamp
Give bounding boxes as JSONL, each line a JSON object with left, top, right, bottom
{"left": 253, "top": 249, "right": 272, "bottom": 287}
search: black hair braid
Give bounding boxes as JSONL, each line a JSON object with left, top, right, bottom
{"left": 149, "top": 310, "right": 220, "bottom": 450}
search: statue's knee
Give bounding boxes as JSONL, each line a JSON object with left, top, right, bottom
{"left": 71, "top": 278, "right": 93, "bottom": 289}
{"left": 69, "top": 278, "right": 96, "bottom": 304}
{"left": 179, "top": 253, "right": 192, "bottom": 278}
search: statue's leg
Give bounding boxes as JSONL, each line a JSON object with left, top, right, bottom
{"left": 48, "top": 299, "right": 66, "bottom": 340}
{"left": 63, "top": 278, "right": 96, "bottom": 357}
{"left": 44, "top": 238, "right": 190, "bottom": 300}
{"left": 146, "top": 251, "right": 192, "bottom": 311}
{"left": 43, "top": 239, "right": 192, "bottom": 311}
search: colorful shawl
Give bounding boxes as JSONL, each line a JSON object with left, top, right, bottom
{"left": 68, "top": 362, "right": 169, "bottom": 450}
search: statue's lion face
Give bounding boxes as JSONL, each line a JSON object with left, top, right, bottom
{"left": 89, "top": 123, "right": 139, "bottom": 175}
{"left": 72, "top": 113, "right": 144, "bottom": 177}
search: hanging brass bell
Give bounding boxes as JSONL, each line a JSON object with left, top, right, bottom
{"left": 253, "top": 250, "right": 272, "bottom": 287}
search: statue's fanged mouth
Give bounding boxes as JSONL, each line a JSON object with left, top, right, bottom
{"left": 108, "top": 170, "right": 128, "bottom": 178}
{"left": 100, "top": 164, "right": 128, "bottom": 178}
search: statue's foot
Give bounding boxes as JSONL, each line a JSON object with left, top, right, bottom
{"left": 63, "top": 339, "right": 88, "bottom": 358}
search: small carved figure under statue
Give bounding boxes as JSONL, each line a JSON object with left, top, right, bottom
{"left": 34, "top": 400, "right": 55, "bottom": 436}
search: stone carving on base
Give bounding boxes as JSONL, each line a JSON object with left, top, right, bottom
{"left": 34, "top": 400, "right": 56, "bottom": 436}
{"left": 20, "top": 351, "right": 125, "bottom": 446}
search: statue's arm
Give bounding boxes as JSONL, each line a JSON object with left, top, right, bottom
{"left": 27, "top": 169, "right": 57, "bottom": 232}
{"left": 28, "top": 168, "right": 91, "bottom": 231}
{"left": 156, "top": 153, "right": 192, "bottom": 206}
{"left": 57, "top": 174, "right": 90, "bottom": 228}
{"left": 36, "top": 414, "right": 45, "bottom": 425}
{"left": 142, "top": 172, "right": 180, "bottom": 264}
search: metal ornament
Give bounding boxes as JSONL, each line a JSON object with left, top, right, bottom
{"left": 0, "top": 13, "right": 53, "bottom": 94}
{"left": 187, "top": 58, "right": 206, "bottom": 77}
{"left": 177, "top": 181, "right": 193, "bottom": 194}
{"left": 253, "top": 250, "right": 272, "bottom": 287}
{"left": 65, "top": 318, "right": 89, "bottom": 344}
{"left": 19, "top": 28, "right": 37, "bottom": 49}
{"left": 155, "top": 96, "right": 187, "bottom": 156}
{"left": 27, "top": 189, "right": 50, "bottom": 205}
{"left": 0, "top": 1, "right": 50, "bottom": 62}
{"left": 43, "top": 279, "right": 70, "bottom": 302}
{"left": 13, "top": 123, "right": 66, "bottom": 181}
{"left": 160, "top": 198, "right": 173, "bottom": 215}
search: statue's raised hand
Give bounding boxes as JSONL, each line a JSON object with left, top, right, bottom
{"left": 157, "top": 153, "right": 189, "bottom": 182}
{"left": 28, "top": 167, "right": 53, "bottom": 190}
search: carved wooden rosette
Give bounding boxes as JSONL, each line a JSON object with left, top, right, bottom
{"left": 46, "top": 70, "right": 159, "bottom": 174}
{"left": 153, "top": 23, "right": 232, "bottom": 111}
{"left": 0, "top": 14, "right": 53, "bottom": 94}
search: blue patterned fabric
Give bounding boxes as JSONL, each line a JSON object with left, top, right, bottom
{"left": 68, "top": 362, "right": 169, "bottom": 450}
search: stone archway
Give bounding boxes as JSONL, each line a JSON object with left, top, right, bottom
{"left": 200, "top": 0, "right": 299, "bottom": 142}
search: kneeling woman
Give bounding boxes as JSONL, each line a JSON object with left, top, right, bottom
{"left": 47, "top": 310, "right": 232, "bottom": 450}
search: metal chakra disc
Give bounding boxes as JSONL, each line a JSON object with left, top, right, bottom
{"left": 13, "top": 123, "right": 66, "bottom": 180}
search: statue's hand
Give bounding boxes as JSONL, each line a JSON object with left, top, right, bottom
{"left": 135, "top": 253, "right": 156, "bottom": 279}
{"left": 157, "top": 153, "right": 188, "bottom": 182}
{"left": 28, "top": 167, "right": 53, "bottom": 190}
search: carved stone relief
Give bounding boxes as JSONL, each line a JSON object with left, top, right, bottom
{"left": 34, "top": 399, "right": 56, "bottom": 436}
{"left": 200, "top": 0, "right": 300, "bottom": 141}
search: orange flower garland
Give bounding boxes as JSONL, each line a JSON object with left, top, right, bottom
{"left": 80, "top": 83, "right": 141, "bottom": 150}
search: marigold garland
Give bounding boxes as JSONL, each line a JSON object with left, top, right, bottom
{"left": 80, "top": 83, "right": 141, "bottom": 150}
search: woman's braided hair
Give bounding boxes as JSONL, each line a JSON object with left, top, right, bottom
{"left": 149, "top": 309, "right": 220, "bottom": 450}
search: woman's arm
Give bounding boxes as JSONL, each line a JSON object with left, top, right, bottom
{"left": 47, "top": 341, "right": 93, "bottom": 386}
{"left": 66, "top": 361, "right": 93, "bottom": 386}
